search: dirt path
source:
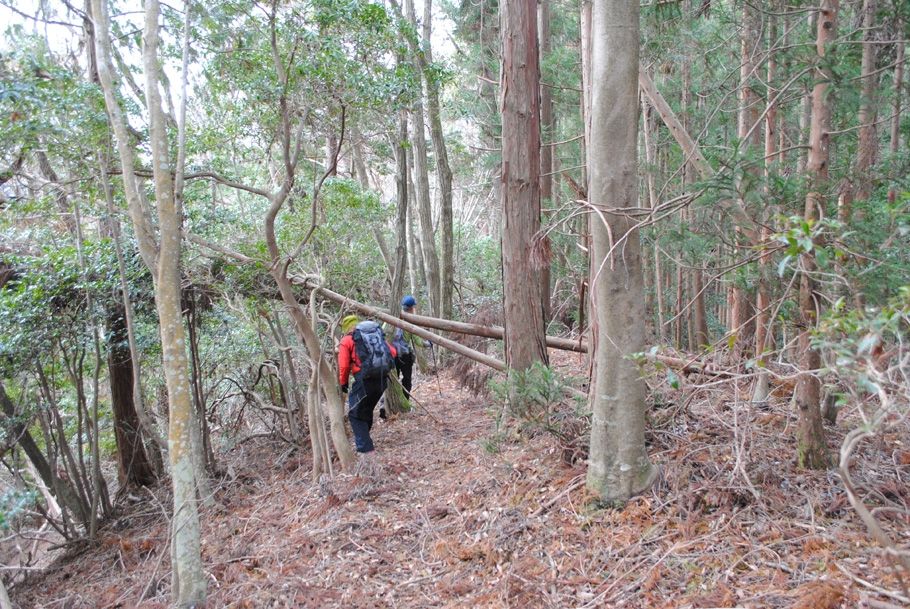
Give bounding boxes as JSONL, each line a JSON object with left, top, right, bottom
{"left": 16, "top": 355, "right": 908, "bottom": 608}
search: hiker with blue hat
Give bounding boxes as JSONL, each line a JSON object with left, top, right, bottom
{"left": 390, "top": 295, "right": 430, "bottom": 403}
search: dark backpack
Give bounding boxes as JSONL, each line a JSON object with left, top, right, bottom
{"left": 391, "top": 327, "right": 410, "bottom": 356}
{"left": 352, "top": 321, "right": 394, "bottom": 380}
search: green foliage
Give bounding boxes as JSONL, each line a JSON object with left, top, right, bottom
{"left": 0, "top": 29, "right": 109, "bottom": 162}
{"left": 818, "top": 286, "right": 910, "bottom": 376}
{"left": 0, "top": 488, "right": 36, "bottom": 531}
{"left": 455, "top": 223, "right": 502, "bottom": 305}
{"left": 296, "top": 178, "right": 390, "bottom": 296}
{"left": 489, "top": 362, "right": 571, "bottom": 431}
{"left": 0, "top": 241, "right": 149, "bottom": 369}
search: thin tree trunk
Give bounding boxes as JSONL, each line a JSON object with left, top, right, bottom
{"left": 403, "top": 0, "right": 441, "bottom": 317}
{"left": 352, "top": 128, "right": 370, "bottom": 190}
{"left": 0, "top": 382, "right": 89, "bottom": 528}
{"left": 392, "top": 108, "right": 410, "bottom": 311}
{"left": 888, "top": 38, "right": 904, "bottom": 204}
{"left": 642, "top": 96, "right": 666, "bottom": 343}
{"left": 586, "top": 0, "right": 656, "bottom": 502}
{"left": 796, "top": 0, "right": 838, "bottom": 470}
{"left": 538, "top": 0, "right": 553, "bottom": 324}
{"left": 422, "top": 0, "right": 455, "bottom": 320}
{"left": 753, "top": 10, "right": 778, "bottom": 403}
{"left": 141, "top": 1, "right": 207, "bottom": 602}
{"left": 797, "top": 85, "right": 812, "bottom": 177}
{"left": 500, "top": 0, "right": 547, "bottom": 371}
{"left": 299, "top": 281, "right": 508, "bottom": 371}
{"left": 693, "top": 269, "right": 708, "bottom": 348}
{"left": 675, "top": 263, "right": 685, "bottom": 350}
{"left": 731, "top": 0, "right": 761, "bottom": 352}
{"left": 853, "top": 0, "right": 878, "bottom": 207}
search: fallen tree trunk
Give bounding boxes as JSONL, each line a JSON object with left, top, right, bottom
{"left": 294, "top": 278, "right": 508, "bottom": 372}
{"left": 400, "top": 312, "right": 587, "bottom": 353}
{"left": 646, "top": 352, "right": 798, "bottom": 393}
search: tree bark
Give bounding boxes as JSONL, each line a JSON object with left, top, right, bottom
{"left": 796, "top": 0, "right": 838, "bottom": 470}
{"left": 853, "top": 0, "right": 878, "bottom": 206}
{"left": 142, "top": 1, "right": 206, "bottom": 604}
{"left": 500, "top": 0, "right": 548, "bottom": 371}
{"left": 753, "top": 10, "right": 778, "bottom": 403}
{"left": 641, "top": 95, "right": 666, "bottom": 343}
{"left": 94, "top": 0, "right": 204, "bottom": 602}
{"left": 422, "top": 0, "right": 455, "bottom": 320}
{"left": 888, "top": 38, "right": 904, "bottom": 204}
{"left": 392, "top": 108, "right": 410, "bottom": 312}
{"left": 586, "top": 0, "right": 656, "bottom": 502}
{"left": 106, "top": 304, "right": 157, "bottom": 487}
{"left": 403, "top": 0, "right": 442, "bottom": 317}
{"left": 538, "top": 0, "right": 554, "bottom": 324}
{"left": 730, "top": 0, "right": 762, "bottom": 351}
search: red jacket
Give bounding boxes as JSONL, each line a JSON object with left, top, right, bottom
{"left": 338, "top": 333, "right": 397, "bottom": 386}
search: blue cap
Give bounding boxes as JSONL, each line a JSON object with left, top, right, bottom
{"left": 401, "top": 295, "right": 417, "bottom": 308}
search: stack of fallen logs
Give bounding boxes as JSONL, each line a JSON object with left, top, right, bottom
{"left": 293, "top": 276, "right": 796, "bottom": 395}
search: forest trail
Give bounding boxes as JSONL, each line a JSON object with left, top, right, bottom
{"left": 16, "top": 352, "right": 907, "bottom": 608}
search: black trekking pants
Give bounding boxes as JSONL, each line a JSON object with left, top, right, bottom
{"left": 395, "top": 352, "right": 415, "bottom": 399}
{"left": 347, "top": 374, "right": 385, "bottom": 453}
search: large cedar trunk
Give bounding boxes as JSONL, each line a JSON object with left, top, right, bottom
{"left": 585, "top": 0, "right": 656, "bottom": 501}
{"left": 796, "top": 0, "right": 838, "bottom": 470}
{"left": 107, "top": 304, "right": 157, "bottom": 487}
{"left": 500, "top": 0, "right": 548, "bottom": 370}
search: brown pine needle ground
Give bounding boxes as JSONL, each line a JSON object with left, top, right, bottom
{"left": 12, "top": 350, "right": 910, "bottom": 608}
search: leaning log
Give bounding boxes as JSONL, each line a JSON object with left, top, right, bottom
{"left": 400, "top": 312, "right": 588, "bottom": 353}
{"left": 293, "top": 278, "right": 507, "bottom": 372}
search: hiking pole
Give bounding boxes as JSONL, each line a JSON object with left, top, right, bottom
{"left": 388, "top": 373, "right": 443, "bottom": 427}
{"left": 429, "top": 342, "right": 442, "bottom": 396}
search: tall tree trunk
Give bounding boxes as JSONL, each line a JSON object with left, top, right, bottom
{"left": 796, "top": 0, "right": 838, "bottom": 470}
{"left": 796, "top": 86, "right": 812, "bottom": 177}
{"left": 731, "top": 0, "right": 761, "bottom": 352}
{"left": 93, "top": 0, "right": 205, "bottom": 603}
{"left": 500, "top": 0, "right": 547, "bottom": 370}
{"left": 106, "top": 304, "right": 157, "bottom": 487}
{"left": 753, "top": 10, "right": 778, "bottom": 403}
{"left": 641, "top": 96, "right": 666, "bottom": 343}
{"left": 538, "top": 0, "right": 553, "bottom": 325}
{"left": 675, "top": 264, "right": 685, "bottom": 350}
{"left": 352, "top": 128, "right": 370, "bottom": 190}
{"left": 403, "top": 0, "right": 441, "bottom": 317}
{"left": 586, "top": 0, "right": 656, "bottom": 502}
{"left": 142, "top": 2, "right": 207, "bottom": 604}
{"left": 853, "top": 0, "right": 878, "bottom": 207}
{"left": 693, "top": 269, "right": 709, "bottom": 348}
{"left": 888, "top": 37, "right": 904, "bottom": 204}
{"left": 422, "top": 0, "right": 455, "bottom": 320}
{"left": 392, "top": 108, "right": 410, "bottom": 311}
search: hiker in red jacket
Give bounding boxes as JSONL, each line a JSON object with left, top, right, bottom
{"left": 338, "top": 315, "right": 396, "bottom": 455}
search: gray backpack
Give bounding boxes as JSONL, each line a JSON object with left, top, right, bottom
{"left": 352, "top": 321, "right": 394, "bottom": 380}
